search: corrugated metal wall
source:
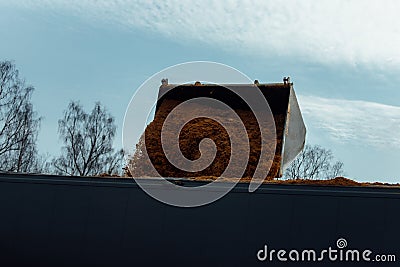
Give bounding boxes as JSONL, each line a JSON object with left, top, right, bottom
{"left": 0, "top": 174, "right": 399, "bottom": 266}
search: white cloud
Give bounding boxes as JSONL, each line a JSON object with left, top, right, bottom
{"left": 7, "top": 0, "right": 400, "bottom": 68}
{"left": 298, "top": 95, "right": 400, "bottom": 149}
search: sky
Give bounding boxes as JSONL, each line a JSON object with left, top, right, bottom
{"left": 0, "top": 1, "right": 399, "bottom": 182}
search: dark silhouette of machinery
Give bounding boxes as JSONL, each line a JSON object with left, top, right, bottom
{"left": 130, "top": 78, "right": 306, "bottom": 180}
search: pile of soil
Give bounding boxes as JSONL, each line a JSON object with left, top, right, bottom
{"left": 100, "top": 172, "right": 400, "bottom": 188}
{"left": 128, "top": 99, "right": 286, "bottom": 180}
{"left": 270, "top": 177, "right": 361, "bottom": 186}
{"left": 185, "top": 176, "right": 400, "bottom": 187}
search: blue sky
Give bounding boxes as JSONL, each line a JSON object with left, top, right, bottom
{"left": 0, "top": 1, "right": 399, "bottom": 182}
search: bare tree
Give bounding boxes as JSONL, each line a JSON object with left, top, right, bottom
{"left": 327, "top": 161, "right": 345, "bottom": 179}
{"left": 30, "top": 153, "right": 53, "bottom": 174}
{"left": 284, "top": 144, "right": 345, "bottom": 180}
{"left": 53, "top": 101, "right": 124, "bottom": 176}
{"left": 0, "top": 60, "right": 42, "bottom": 172}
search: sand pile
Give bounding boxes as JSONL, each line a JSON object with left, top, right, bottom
{"left": 128, "top": 99, "right": 285, "bottom": 181}
{"left": 178, "top": 176, "right": 400, "bottom": 187}
{"left": 271, "top": 177, "right": 361, "bottom": 186}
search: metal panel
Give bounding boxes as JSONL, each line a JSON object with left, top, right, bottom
{"left": 0, "top": 174, "right": 398, "bottom": 266}
{"left": 281, "top": 86, "right": 307, "bottom": 171}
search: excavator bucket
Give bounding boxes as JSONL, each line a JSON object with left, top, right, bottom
{"left": 130, "top": 79, "right": 306, "bottom": 180}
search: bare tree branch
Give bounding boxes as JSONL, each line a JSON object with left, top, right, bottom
{"left": 0, "top": 60, "right": 43, "bottom": 173}
{"left": 53, "top": 101, "right": 124, "bottom": 176}
{"left": 284, "top": 144, "right": 345, "bottom": 180}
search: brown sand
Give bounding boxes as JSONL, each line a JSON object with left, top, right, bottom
{"left": 173, "top": 176, "right": 400, "bottom": 188}
{"left": 128, "top": 99, "right": 285, "bottom": 180}
{"left": 103, "top": 172, "right": 400, "bottom": 188}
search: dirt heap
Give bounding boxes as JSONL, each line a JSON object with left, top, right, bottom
{"left": 128, "top": 99, "right": 286, "bottom": 181}
{"left": 271, "top": 177, "right": 361, "bottom": 186}
{"left": 269, "top": 177, "right": 400, "bottom": 187}
{"left": 181, "top": 176, "right": 400, "bottom": 187}
{"left": 184, "top": 176, "right": 359, "bottom": 185}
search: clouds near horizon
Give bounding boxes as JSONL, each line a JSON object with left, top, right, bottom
{"left": 299, "top": 95, "right": 400, "bottom": 149}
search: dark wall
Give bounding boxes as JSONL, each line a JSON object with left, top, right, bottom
{"left": 0, "top": 174, "right": 399, "bottom": 266}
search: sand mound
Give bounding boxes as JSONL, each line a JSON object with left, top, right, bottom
{"left": 128, "top": 99, "right": 285, "bottom": 180}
